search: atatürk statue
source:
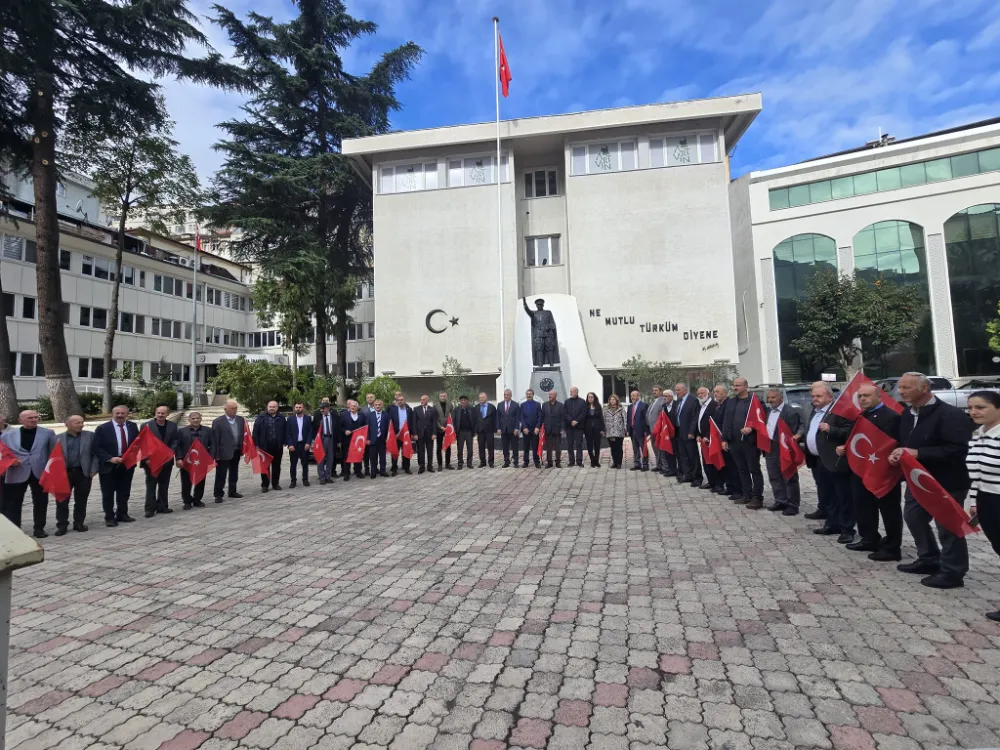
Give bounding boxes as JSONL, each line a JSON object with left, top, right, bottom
{"left": 523, "top": 297, "right": 560, "bottom": 367}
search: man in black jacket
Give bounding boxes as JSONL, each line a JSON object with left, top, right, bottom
{"left": 563, "top": 387, "right": 587, "bottom": 467}
{"left": 673, "top": 383, "right": 701, "bottom": 486}
{"left": 800, "top": 382, "right": 856, "bottom": 543}
{"left": 252, "top": 401, "right": 286, "bottom": 492}
{"left": 721, "top": 378, "right": 765, "bottom": 509}
{"left": 475, "top": 393, "right": 498, "bottom": 468}
{"left": 890, "top": 372, "right": 973, "bottom": 588}
{"left": 313, "top": 398, "right": 338, "bottom": 483}
{"left": 541, "top": 391, "right": 565, "bottom": 468}
{"left": 388, "top": 395, "right": 414, "bottom": 476}
{"left": 412, "top": 395, "right": 437, "bottom": 474}
{"left": 175, "top": 412, "right": 212, "bottom": 509}
{"left": 763, "top": 388, "right": 803, "bottom": 516}
{"left": 143, "top": 405, "right": 179, "bottom": 518}
{"left": 452, "top": 395, "right": 476, "bottom": 469}
{"left": 496, "top": 389, "right": 521, "bottom": 467}
{"left": 696, "top": 387, "right": 722, "bottom": 493}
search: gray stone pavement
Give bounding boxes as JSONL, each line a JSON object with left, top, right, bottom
{"left": 6, "top": 456, "right": 1000, "bottom": 750}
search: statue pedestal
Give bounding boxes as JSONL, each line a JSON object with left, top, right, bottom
{"left": 530, "top": 367, "right": 567, "bottom": 401}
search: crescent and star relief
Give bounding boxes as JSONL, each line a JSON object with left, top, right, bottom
{"left": 425, "top": 309, "right": 459, "bottom": 334}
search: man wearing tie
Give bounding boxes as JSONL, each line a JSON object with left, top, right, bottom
{"left": 674, "top": 383, "right": 701, "bottom": 486}
{"left": 496, "top": 389, "right": 521, "bottom": 468}
{"left": 626, "top": 390, "right": 649, "bottom": 471}
{"left": 763, "top": 388, "right": 803, "bottom": 515}
{"left": 366, "top": 399, "right": 389, "bottom": 478}
{"left": 285, "top": 402, "right": 313, "bottom": 488}
{"left": 93, "top": 405, "right": 140, "bottom": 526}
{"left": 475, "top": 392, "right": 497, "bottom": 468}
{"left": 253, "top": 401, "right": 286, "bottom": 492}
{"left": 563, "top": 387, "right": 587, "bottom": 468}
{"left": 143, "top": 404, "right": 179, "bottom": 517}
{"left": 646, "top": 386, "right": 665, "bottom": 472}
{"left": 413, "top": 394, "right": 437, "bottom": 474}
{"left": 388, "top": 394, "right": 414, "bottom": 476}
{"left": 519, "top": 389, "right": 542, "bottom": 468}
{"left": 360, "top": 393, "right": 377, "bottom": 475}
{"left": 313, "top": 398, "right": 338, "bottom": 484}
{"left": 541, "top": 390, "right": 565, "bottom": 468}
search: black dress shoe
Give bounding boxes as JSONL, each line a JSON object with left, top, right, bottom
{"left": 630, "top": 466, "right": 641, "bottom": 471}
{"left": 273, "top": 485, "right": 282, "bottom": 491}
{"left": 183, "top": 503, "right": 192, "bottom": 510}
{"left": 556, "top": 463, "right": 562, "bottom": 468}
{"left": 734, "top": 496, "right": 749, "bottom": 505}
{"left": 987, "top": 611, "right": 1000, "bottom": 622}
{"left": 837, "top": 533, "right": 856, "bottom": 544}
{"left": 804, "top": 510, "right": 828, "bottom": 520}
{"left": 289, "top": 480, "right": 297, "bottom": 488}
{"left": 502, "top": 462, "right": 510, "bottom": 468}
{"left": 868, "top": 549, "right": 901, "bottom": 562}
{"left": 846, "top": 541, "right": 878, "bottom": 552}
{"left": 428, "top": 467, "right": 435, "bottom": 473}
{"left": 391, "top": 469, "right": 397, "bottom": 476}
{"left": 921, "top": 573, "right": 964, "bottom": 589}
{"left": 302, "top": 480, "right": 310, "bottom": 487}
{"left": 690, "top": 480, "right": 701, "bottom": 487}
{"left": 781, "top": 507, "right": 799, "bottom": 516}
{"left": 343, "top": 474, "right": 350, "bottom": 481}
{"left": 418, "top": 467, "right": 426, "bottom": 474}
{"left": 379, "top": 472, "right": 389, "bottom": 477}
{"left": 699, "top": 483, "right": 712, "bottom": 490}
{"left": 746, "top": 498, "right": 764, "bottom": 510}
{"left": 897, "top": 560, "right": 940, "bottom": 575}
{"left": 214, "top": 497, "right": 224, "bottom": 504}
{"left": 193, "top": 501, "right": 205, "bottom": 508}
{"left": 73, "top": 523, "right": 88, "bottom": 532}
{"left": 813, "top": 527, "right": 838, "bottom": 535}
{"left": 159, "top": 508, "right": 173, "bottom": 514}
{"left": 54, "top": 527, "right": 68, "bottom": 537}
{"left": 106, "top": 520, "right": 118, "bottom": 527}
{"left": 118, "top": 515, "right": 136, "bottom": 522}
{"left": 446, "top": 465, "right": 455, "bottom": 470}
{"left": 370, "top": 474, "right": 376, "bottom": 480}
{"left": 144, "top": 511, "right": 156, "bottom": 518}
{"left": 34, "top": 529, "right": 48, "bottom": 538}
{"left": 404, "top": 469, "right": 412, "bottom": 475}
{"left": 767, "top": 503, "right": 788, "bottom": 512}
{"left": 261, "top": 486, "right": 270, "bottom": 493}
{"left": 229, "top": 492, "right": 243, "bottom": 499}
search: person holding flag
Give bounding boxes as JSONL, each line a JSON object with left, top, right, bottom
{"left": 889, "top": 372, "right": 974, "bottom": 589}
{"left": 1, "top": 410, "right": 58, "bottom": 538}
{"left": 434, "top": 392, "right": 455, "bottom": 471}
{"left": 673, "top": 383, "right": 701, "bottom": 486}
{"left": 388, "top": 394, "right": 414, "bottom": 476}
{"left": 340, "top": 399, "right": 368, "bottom": 481}
{"left": 762, "top": 389, "right": 803, "bottom": 515}
{"left": 51, "top": 415, "right": 97, "bottom": 535}
{"left": 142, "top": 405, "right": 179, "bottom": 517}
{"left": 720, "top": 378, "right": 765, "bottom": 509}
{"left": 175, "top": 412, "right": 214, "bottom": 509}
{"left": 253, "top": 401, "right": 286, "bottom": 492}
{"left": 801, "top": 382, "right": 857, "bottom": 543}
{"left": 313, "top": 398, "right": 338, "bottom": 484}
{"left": 210, "top": 400, "right": 247, "bottom": 503}
{"left": 453, "top": 395, "right": 477, "bottom": 469}
{"left": 93, "top": 405, "right": 141, "bottom": 527}
{"left": 366, "top": 399, "right": 390, "bottom": 478}
{"left": 625, "top": 390, "right": 649, "bottom": 471}
{"left": 695, "top": 387, "right": 724, "bottom": 493}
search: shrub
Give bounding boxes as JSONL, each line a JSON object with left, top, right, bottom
{"left": 77, "top": 392, "right": 104, "bottom": 416}
{"left": 111, "top": 392, "right": 139, "bottom": 412}
{"left": 209, "top": 358, "right": 292, "bottom": 414}
{"left": 358, "top": 376, "right": 401, "bottom": 408}
{"left": 36, "top": 395, "right": 54, "bottom": 421}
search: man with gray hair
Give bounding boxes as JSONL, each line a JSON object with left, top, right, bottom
{"left": 801, "top": 381, "right": 856, "bottom": 543}
{"left": 646, "top": 386, "right": 666, "bottom": 472}
{"left": 211, "top": 400, "right": 247, "bottom": 503}
{"left": 1, "top": 410, "right": 58, "bottom": 537}
{"left": 721, "top": 378, "right": 765, "bottom": 509}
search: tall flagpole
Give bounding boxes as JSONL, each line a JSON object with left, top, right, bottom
{"left": 191, "top": 226, "right": 199, "bottom": 400}
{"left": 493, "top": 16, "right": 505, "bottom": 392}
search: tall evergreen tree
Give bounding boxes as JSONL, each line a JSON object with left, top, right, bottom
{"left": 207, "top": 0, "right": 420, "bottom": 389}
{"left": 0, "top": 0, "right": 243, "bottom": 419}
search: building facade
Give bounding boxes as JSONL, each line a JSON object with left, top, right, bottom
{"left": 736, "top": 118, "right": 1000, "bottom": 385}
{"left": 343, "top": 95, "right": 762, "bottom": 399}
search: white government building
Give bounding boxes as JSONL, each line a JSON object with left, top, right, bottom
{"left": 343, "top": 97, "right": 1000, "bottom": 398}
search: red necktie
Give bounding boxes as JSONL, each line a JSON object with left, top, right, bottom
{"left": 118, "top": 424, "right": 128, "bottom": 455}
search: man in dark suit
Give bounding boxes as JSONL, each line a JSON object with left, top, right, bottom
{"left": 93, "top": 405, "right": 140, "bottom": 526}
{"left": 695, "top": 387, "right": 722, "bottom": 493}
{"left": 799, "top": 382, "right": 855, "bottom": 543}
{"left": 673, "top": 383, "right": 701, "bottom": 485}
{"left": 360, "top": 393, "right": 376, "bottom": 476}
{"left": 626, "top": 390, "right": 649, "bottom": 471}
{"left": 496, "top": 388, "right": 521, "bottom": 467}
{"left": 890, "top": 372, "right": 973, "bottom": 589}
{"left": 452, "top": 395, "right": 476, "bottom": 469}
{"left": 658, "top": 391, "right": 678, "bottom": 476}
{"left": 541, "top": 390, "right": 565, "bottom": 468}
{"left": 55, "top": 415, "right": 97, "bottom": 535}
{"left": 721, "top": 378, "right": 766, "bottom": 509}
{"left": 519, "top": 389, "right": 542, "bottom": 468}
{"left": 142, "top": 404, "right": 179, "bottom": 517}
{"left": 413, "top": 394, "right": 437, "bottom": 474}
{"left": 253, "top": 401, "right": 286, "bottom": 492}
{"left": 285, "top": 401, "right": 313, "bottom": 488}
{"left": 313, "top": 398, "right": 338, "bottom": 483}
{"left": 762, "top": 388, "right": 803, "bottom": 515}
{"left": 475, "top": 392, "right": 497, "bottom": 468}
{"left": 563, "top": 387, "right": 587, "bottom": 467}
{"left": 210, "top": 400, "right": 246, "bottom": 503}
{"left": 340, "top": 399, "right": 368, "bottom": 480}
{"left": 845, "top": 383, "right": 903, "bottom": 560}
{"left": 175, "top": 411, "right": 212, "bottom": 509}
{"left": 388, "top": 394, "right": 414, "bottom": 476}
{"left": 366, "top": 399, "right": 390, "bottom": 478}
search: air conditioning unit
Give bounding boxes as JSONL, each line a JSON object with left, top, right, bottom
{"left": 179, "top": 258, "right": 190, "bottom": 267}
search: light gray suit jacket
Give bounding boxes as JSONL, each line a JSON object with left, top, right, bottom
{"left": 647, "top": 396, "right": 665, "bottom": 428}
{"left": 57, "top": 430, "right": 99, "bottom": 475}
{"left": 2, "top": 426, "right": 57, "bottom": 483}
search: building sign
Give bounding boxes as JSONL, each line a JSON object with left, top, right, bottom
{"left": 588, "top": 309, "right": 718, "bottom": 340}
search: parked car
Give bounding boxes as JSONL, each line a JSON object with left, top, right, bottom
{"left": 876, "top": 376, "right": 1000, "bottom": 411}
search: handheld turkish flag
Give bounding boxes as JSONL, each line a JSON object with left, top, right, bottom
{"left": 0, "top": 441, "right": 19, "bottom": 476}
{"left": 182, "top": 438, "right": 216, "bottom": 486}
{"left": 443, "top": 416, "right": 456, "bottom": 451}
{"left": 831, "top": 372, "right": 903, "bottom": 421}
{"left": 498, "top": 30, "right": 512, "bottom": 97}
{"left": 242, "top": 421, "right": 257, "bottom": 465}
{"left": 846, "top": 417, "right": 901, "bottom": 498}
{"left": 40, "top": 441, "right": 72, "bottom": 502}
{"left": 386, "top": 420, "right": 399, "bottom": 458}
{"left": 899, "top": 452, "right": 978, "bottom": 537}
{"left": 400, "top": 423, "right": 413, "bottom": 459}
{"left": 655, "top": 410, "right": 675, "bottom": 454}
{"left": 312, "top": 430, "right": 326, "bottom": 466}
{"left": 776, "top": 419, "right": 805, "bottom": 480}
{"left": 706, "top": 417, "right": 725, "bottom": 470}
{"left": 122, "top": 429, "right": 143, "bottom": 469}
{"left": 142, "top": 429, "right": 176, "bottom": 478}
{"left": 252, "top": 448, "right": 272, "bottom": 477}
{"left": 537, "top": 424, "right": 546, "bottom": 458}
{"left": 745, "top": 394, "right": 771, "bottom": 452}
{"left": 347, "top": 425, "right": 369, "bottom": 463}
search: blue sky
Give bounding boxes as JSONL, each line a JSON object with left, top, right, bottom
{"left": 164, "top": 0, "right": 1000, "bottom": 184}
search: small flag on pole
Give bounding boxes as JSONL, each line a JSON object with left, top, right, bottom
{"left": 498, "top": 30, "right": 512, "bottom": 97}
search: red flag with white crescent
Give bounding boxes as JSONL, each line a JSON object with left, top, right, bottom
{"left": 347, "top": 425, "right": 369, "bottom": 463}
{"left": 537, "top": 424, "right": 546, "bottom": 458}
{"left": 443, "top": 415, "right": 456, "bottom": 451}
{"left": 386, "top": 420, "right": 399, "bottom": 458}
{"left": 251, "top": 448, "right": 272, "bottom": 477}
{"left": 242, "top": 421, "right": 257, "bottom": 465}
{"left": 40, "top": 441, "right": 72, "bottom": 502}
{"left": 845, "top": 417, "right": 901, "bottom": 497}
{"left": 400, "top": 423, "right": 413, "bottom": 459}
{"left": 706, "top": 417, "right": 725, "bottom": 470}
{"left": 831, "top": 372, "right": 904, "bottom": 421}
{"left": 312, "top": 429, "right": 326, "bottom": 466}
{"left": 498, "top": 30, "right": 512, "bottom": 98}
{"left": 744, "top": 394, "right": 771, "bottom": 452}
{"left": 655, "top": 410, "right": 674, "bottom": 453}
{"left": 776, "top": 419, "right": 806, "bottom": 480}
{"left": 0, "top": 441, "right": 19, "bottom": 476}
{"left": 182, "top": 437, "right": 216, "bottom": 486}
{"left": 899, "top": 452, "right": 977, "bottom": 537}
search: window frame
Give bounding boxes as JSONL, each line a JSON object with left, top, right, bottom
{"left": 523, "top": 167, "right": 559, "bottom": 199}
{"left": 569, "top": 139, "right": 639, "bottom": 176}
{"left": 524, "top": 235, "right": 562, "bottom": 268}
{"left": 648, "top": 130, "right": 720, "bottom": 169}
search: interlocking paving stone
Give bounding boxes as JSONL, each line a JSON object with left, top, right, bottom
{"left": 6, "top": 460, "right": 1000, "bottom": 748}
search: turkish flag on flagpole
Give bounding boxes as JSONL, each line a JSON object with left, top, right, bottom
{"left": 706, "top": 418, "right": 725, "bottom": 470}
{"left": 537, "top": 425, "right": 546, "bottom": 459}
{"left": 242, "top": 421, "right": 257, "bottom": 464}
{"left": 744, "top": 394, "right": 771, "bottom": 452}
{"left": 845, "top": 418, "right": 901, "bottom": 498}
{"left": 40, "top": 441, "right": 72, "bottom": 502}
{"left": 776, "top": 419, "right": 805, "bottom": 480}
{"left": 182, "top": 438, "right": 216, "bottom": 486}
{"left": 0, "top": 441, "right": 19, "bottom": 476}
{"left": 831, "top": 371, "right": 903, "bottom": 421}
{"left": 443, "top": 416, "right": 456, "bottom": 451}
{"left": 346, "top": 425, "right": 369, "bottom": 463}
{"left": 312, "top": 430, "right": 326, "bottom": 466}
{"left": 252, "top": 448, "right": 273, "bottom": 477}
{"left": 400, "top": 423, "right": 413, "bottom": 459}
{"left": 497, "top": 29, "right": 512, "bottom": 97}
{"left": 386, "top": 420, "right": 399, "bottom": 458}
{"left": 655, "top": 410, "right": 674, "bottom": 453}
{"left": 899, "top": 452, "right": 978, "bottom": 537}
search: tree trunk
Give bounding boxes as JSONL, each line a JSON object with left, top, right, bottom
{"left": 30, "top": 72, "right": 81, "bottom": 420}
{"left": 102, "top": 211, "right": 128, "bottom": 412}
{"left": 0, "top": 272, "right": 21, "bottom": 419}
{"left": 336, "top": 325, "right": 347, "bottom": 404}
{"left": 291, "top": 345, "right": 298, "bottom": 391}
{"left": 314, "top": 309, "right": 327, "bottom": 375}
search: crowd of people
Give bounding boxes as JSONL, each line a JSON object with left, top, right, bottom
{"left": 1, "top": 375, "right": 998, "bottom": 619}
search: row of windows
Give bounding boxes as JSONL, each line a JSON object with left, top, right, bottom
{"left": 769, "top": 146, "right": 1000, "bottom": 210}
{"left": 2, "top": 293, "right": 36, "bottom": 320}
{"left": 10, "top": 352, "right": 44, "bottom": 377}
{"left": 355, "top": 282, "right": 375, "bottom": 300}
{"left": 151, "top": 361, "right": 191, "bottom": 382}
{"left": 78, "top": 356, "right": 144, "bottom": 381}
{"left": 569, "top": 132, "right": 720, "bottom": 176}
{"left": 346, "top": 361, "right": 376, "bottom": 380}
{"left": 346, "top": 322, "right": 376, "bottom": 341}
{"left": 82, "top": 255, "right": 142, "bottom": 286}
{"left": 205, "top": 327, "right": 246, "bottom": 348}
{"left": 379, "top": 154, "right": 510, "bottom": 195}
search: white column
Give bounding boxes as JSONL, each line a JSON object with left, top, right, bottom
{"left": 925, "top": 231, "right": 958, "bottom": 378}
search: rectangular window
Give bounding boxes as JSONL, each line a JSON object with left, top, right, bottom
{"left": 222, "top": 330, "right": 231, "bottom": 346}
{"left": 79, "top": 306, "right": 91, "bottom": 327}
{"left": 94, "top": 258, "right": 110, "bottom": 280}
{"left": 78, "top": 358, "right": 89, "bottom": 379}
{"left": 524, "top": 169, "right": 558, "bottom": 198}
{"left": 59, "top": 249, "right": 71, "bottom": 270}
{"left": 139, "top": 270, "right": 146, "bottom": 288}
{"left": 91, "top": 358, "right": 104, "bottom": 380}
{"left": 853, "top": 172, "right": 878, "bottom": 195}
{"left": 239, "top": 332, "right": 246, "bottom": 347}
{"left": 163, "top": 276, "right": 174, "bottom": 295}
{"left": 347, "top": 325, "right": 357, "bottom": 342}
{"left": 173, "top": 278, "right": 183, "bottom": 297}
{"left": 356, "top": 283, "right": 363, "bottom": 300}
{"left": 809, "top": 181, "right": 833, "bottom": 203}
{"left": 571, "top": 140, "right": 638, "bottom": 175}
{"left": 22, "top": 239, "right": 36, "bottom": 263}
{"left": 347, "top": 362, "right": 357, "bottom": 380}
{"left": 82, "top": 255, "right": 94, "bottom": 275}
{"left": 2, "top": 236, "right": 23, "bottom": 261}
{"left": 924, "top": 158, "right": 952, "bottom": 182}
{"left": 196, "top": 284, "right": 203, "bottom": 302}
{"left": 268, "top": 330, "right": 276, "bottom": 347}
{"left": 368, "top": 283, "right": 375, "bottom": 298}
{"left": 154, "top": 274, "right": 162, "bottom": 292}
{"left": 368, "top": 361, "right": 375, "bottom": 377}
{"left": 367, "top": 322, "right": 375, "bottom": 339}
{"left": 223, "top": 292, "right": 231, "bottom": 308}
{"left": 172, "top": 321, "right": 181, "bottom": 339}
{"left": 788, "top": 184, "right": 811, "bottom": 207}
{"left": 19, "top": 353, "right": 34, "bottom": 377}
{"left": 61, "top": 302, "right": 70, "bottom": 325}
{"left": 122, "top": 265, "right": 135, "bottom": 285}
{"left": 184, "top": 322, "right": 192, "bottom": 340}
{"left": 899, "top": 163, "right": 926, "bottom": 187}
{"left": 152, "top": 318, "right": 160, "bottom": 336}
{"left": 951, "top": 151, "right": 980, "bottom": 178}
{"left": 525, "top": 235, "right": 561, "bottom": 267}
{"left": 980, "top": 147, "right": 1000, "bottom": 173}
{"left": 92, "top": 308, "right": 107, "bottom": 330}
{"left": 21, "top": 297, "right": 35, "bottom": 320}
{"left": 120, "top": 312, "right": 134, "bottom": 333}
{"left": 239, "top": 296, "right": 246, "bottom": 311}
{"left": 1, "top": 293, "right": 12, "bottom": 317}
{"left": 875, "top": 168, "right": 901, "bottom": 191}
{"left": 135, "top": 315, "right": 145, "bottom": 335}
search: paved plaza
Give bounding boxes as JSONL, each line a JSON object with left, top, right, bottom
{"left": 6, "top": 460, "right": 1000, "bottom": 750}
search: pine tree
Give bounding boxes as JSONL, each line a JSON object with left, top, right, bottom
{"left": 0, "top": 0, "right": 243, "bottom": 419}
{"left": 207, "top": 0, "right": 420, "bottom": 390}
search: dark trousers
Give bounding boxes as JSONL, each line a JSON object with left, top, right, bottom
{"left": 764, "top": 451, "right": 801, "bottom": 508}
{"left": 477, "top": 431, "right": 495, "bottom": 466}
{"left": 259, "top": 447, "right": 283, "bottom": 489}
{"left": 213, "top": 455, "right": 241, "bottom": 498}
{"left": 390, "top": 440, "right": 410, "bottom": 472}
{"left": 289, "top": 442, "right": 309, "bottom": 481}
{"left": 435, "top": 433, "right": 452, "bottom": 467}
{"left": 566, "top": 427, "right": 584, "bottom": 466}
{"left": 456, "top": 431, "right": 474, "bottom": 467}
{"left": 56, "top": 468, "right": 90, "bottom": 529}
{"left": 904, "top": 488, "right": 969, "bottom": 579}
{"left": 730, "top": 441, "right": 764, "bottom": 499}
{"left": 180, "top": 470, "right": 206, "bottom": 505}
{"left": 416, "top": 435, "right": 434, "bottom": 468}
{"left": 500, "top": 431, "right": 519, "bottom": 465}
{"left": 585, "top": 427, "right": 602, "bottom": 466}
{"left": 680, "top": 439, "right": 702, "bottom": 481}
{"left": 629, "top": 434, "right": 647, "bottom": 468}
{"left": 675, "top": 436, "right": 691, "bottom": 477}
{"left": 317, "top": 435, "right": 337, "bottom": 480}
{"left": 546, "top": 432, "right": 562, "bottom": 466}
{"left": 368, "top": 444, "right": 387, "bottom": 476}
{"left": 99, "top": 466, "right": 134, "bottom": 521}
{"left": 657, "top": 441, "right": 677, "bottom": 474}
{"left": 608, "top": 437, "right": 624, "bottom": 467}
{"left": 704, "top": 460, "right": 723, "bottom": 489}
{"left": 3, "top": 475, "right": 49, "bottom": 531}
{"left": 976, "top": 492, "right": 1000, "bottom": 558}
{"left": 811, "top": 462, "right": 853, "bottom": 534}
{"left": 144, "top": 465, "right": 172, "bottom": 512}
{"left": 522, "top": 431, "right": 540, "bottom": 465}
{"left": 853, "top": 475, "right": 902, "bottom": 551}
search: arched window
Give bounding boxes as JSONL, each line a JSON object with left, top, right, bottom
{"left": 945, "top": 204, "right": 1000, "bottom": 375}
{"left": 852, "top": 220, "right": 934, "bottom": 377}
{"left": 773, "top": 233, "right": 837, "bottom": 382}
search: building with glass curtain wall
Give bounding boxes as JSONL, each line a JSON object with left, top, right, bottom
{"left": 732, "top": 117, "right": 1000, "bottom": 385}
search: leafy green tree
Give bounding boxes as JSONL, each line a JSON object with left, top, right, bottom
{"left": 252, "top": 275, "right": 314, "bottom": 391}
{"left": 442, "top": 356, "right": 475, "bottom": 402}
{"left": 65, "top": 117, "right": 201, "bottom": 413}
{"left": 986, "top": 301, "right": 1000, "bottom": 356}
{"left": 358, "top": 375, "right": 401, "bottom": 409}
{"left": 209, "top": 358, "right": 293, "bottom": 414}
{"left": 0, "top": 0, "right": 242, "bottom": 419}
